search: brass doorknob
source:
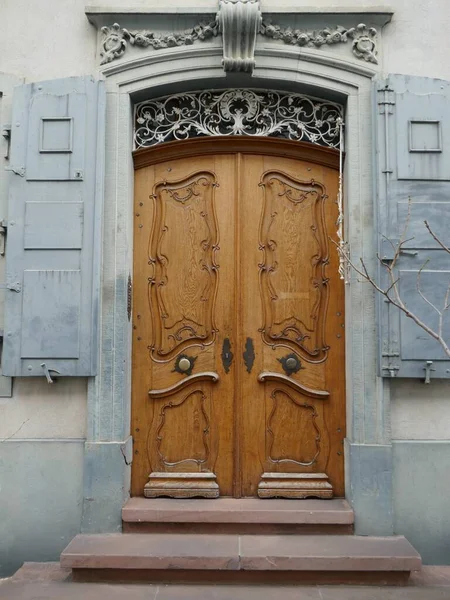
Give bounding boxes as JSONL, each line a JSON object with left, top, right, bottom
{"left": 178, "top": 357, "right": 192, "bottom": 373}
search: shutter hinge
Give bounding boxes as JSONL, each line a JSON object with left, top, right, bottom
{"left": 377, "top": 85, "right": 395, "bottom": 114}
{"left": 2, "top": 125, "right": 11, "bottom": 159}
{"left": 382, "top": 339, "right": 400, "bottom": 377}
{"left": 0, "top": 220, "right": 7, "bottom": 256}
{"left": 382, "top": 365, "right": 400, "bottom": 377}
{"left": 127, "top": 274, "right": 132, "bottom": 321}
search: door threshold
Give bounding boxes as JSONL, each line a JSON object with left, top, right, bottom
{"left": 122, "top": 497, "right": 354, "bottom": 535}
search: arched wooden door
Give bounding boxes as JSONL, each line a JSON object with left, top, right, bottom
{"left": 131, "top": 138, "right": 345, "bottom": 498}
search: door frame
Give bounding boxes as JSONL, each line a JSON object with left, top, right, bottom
{"left": 81, "top": 40, "right": 395, "bottom": 536}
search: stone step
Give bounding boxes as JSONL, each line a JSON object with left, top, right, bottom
{"left": 61, "top": 533, "right": 421, "bottom": 585}
{"left": 122, "top": 497, "right": 354, "bottom": 534}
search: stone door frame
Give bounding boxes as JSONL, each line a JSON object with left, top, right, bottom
{"left": 81, "top": 29, "right": 395, "bottom": 536}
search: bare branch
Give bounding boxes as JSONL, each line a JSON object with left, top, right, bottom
{"left": 416, "top": 260, "right": 442, "bottom": 317}
{"left": 445, "top": 283, "right": 450, "bottom": 313}
{"left": 425, "top": 220, "right": 450, "bottom": 254}
{"left": 391, "top": 198, "right": 413, "bottom": 270}
{"left": 438, "top": 282, "right": 450, "bottom": 341}
{"left": 331, "top": 234, "right": 450, "bottom": 359}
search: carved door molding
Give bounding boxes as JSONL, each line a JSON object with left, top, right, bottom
{"left": 132, "top": 137, "right": 346, "bottom": 499}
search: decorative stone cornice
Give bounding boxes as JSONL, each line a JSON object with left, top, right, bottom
{"left": 100, "top": 13, "right": 379, "bottom": 68}
{"left": 217, "top": 0, "right": 262, "bottom": 73}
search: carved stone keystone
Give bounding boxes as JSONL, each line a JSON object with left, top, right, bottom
{"left": 217, "top": 0, "right": 262, "bottom": 73}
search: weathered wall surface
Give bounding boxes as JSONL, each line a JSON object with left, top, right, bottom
{"left": 0, "top": 0, "right": 449, "bottom": 575}
{"left": 393, "top": 441, "right": 450, "bottom": 565}
{"left": 1, "top": 0, "right": 97, "bottom": 81}
{"left": 391, "top": 381, "right": 450, "bottom": 441}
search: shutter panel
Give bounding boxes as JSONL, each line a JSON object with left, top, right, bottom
{"left": 3, "top": 77, "right": 105, "bottom": 377}
{"left": 376, "top": 74, "right": 450, "bottom": 379}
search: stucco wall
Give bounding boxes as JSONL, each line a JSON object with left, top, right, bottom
{"left": 0, "top": 0, "right": 449, "bottom": 575}
{"left": 391, "top": 380, "right": 450, "bottom": 441}
{"left": 0, "top": 379, "right": 87, "bottom": 440}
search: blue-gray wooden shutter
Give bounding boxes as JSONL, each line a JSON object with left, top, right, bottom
{"left": 2, "top": 76, "right": 105, "bottom": 377}
{"left": 375, "top": 74, "right": 450, "bottom": 379}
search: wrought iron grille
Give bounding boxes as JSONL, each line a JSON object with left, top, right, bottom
{"left": 134, "top": 89, "right": 344, "bottom": 150}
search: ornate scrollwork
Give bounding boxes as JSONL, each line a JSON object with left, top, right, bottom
{"left": 260, "top": 21, "right": 378, "bottom": 64}
{"left": 100, "top": 21, "right": 219, "bottom": 65}
{"left": 134, "top": 89, "right": 343, "bottom": 149}
{"left": 148, "top": 172, "right": 220, "bottom": 362}
{"left": 258, "top": 171, "right": 330, "bottom": 363}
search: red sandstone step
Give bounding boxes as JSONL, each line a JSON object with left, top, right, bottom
{"left": 122, "top": 498, "right": 354, "bottom": 534}
{"left": 61, "top": 533, "right": 421, "bottom": 585}
{"left": 122, "top": 497, "right": 354, "bottom": 525}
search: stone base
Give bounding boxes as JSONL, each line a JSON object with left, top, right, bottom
{"left": 258, "top": 472, "right": 333, "bottom": 499}
{"left": 144, "top": 472, "right": 219, "bottom": 499}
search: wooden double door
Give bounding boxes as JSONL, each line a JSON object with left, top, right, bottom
{"left": 131, "top": 138, "right": 345, "bottom": 499}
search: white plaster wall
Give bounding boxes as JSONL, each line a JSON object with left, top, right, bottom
{"left": 0, "top": 0, "right": 449, "bottom": 440}
{"left": 391, "top": 380, "right": 450, "bottom": 441}
{"left": 0, "top": 379, "right": 87, "bottom": 440}
{"left": 1, "top": 0, "right": 96, "bottom": 82}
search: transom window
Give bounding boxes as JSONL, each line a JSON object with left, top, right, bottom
{"left": 134, "top": 89, "right": 344, "bottom": 150}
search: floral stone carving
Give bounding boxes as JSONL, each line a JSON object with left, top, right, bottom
{"left": 100, "top": 19, "right": 378, "bottom": 67}
{"left": 260, "top": 21, "right": 378, "bottom": 64}
{"left": 100, "top": 21, "right": 219, "bottom": 65}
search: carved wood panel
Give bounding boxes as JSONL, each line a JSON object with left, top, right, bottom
{"left": 259, "top": 171, "right": 329, "bottom": 363}
{"left": 156, "top": 389, "right": 211, "bottom": 469}
{"left": 148, "top": 171, "right": 220, "bottom": 362}
{"left": 267, "top": 389, "right": 321, "bottom": 466}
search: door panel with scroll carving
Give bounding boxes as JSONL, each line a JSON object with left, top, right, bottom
{"left": 132, "top": 155, "right": 237, "bottom": 498}
{"left": 132, "top": 140, "right": 345, "bottom": 499}
{"left": 239, "top": 153, "right": 345, "bottom": 498}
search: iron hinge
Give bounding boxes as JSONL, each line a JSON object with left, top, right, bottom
{"left": 377, "top": 85, "right": 395, "bottom": 115}
{"left": 382, "top": 365, "right": 400, "bottom": 377}
{"left": 2, "top": 124, "right": 11, "bottom": 159}
{"left": 0, "top": 220, "right": 7, "bottom": 256}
